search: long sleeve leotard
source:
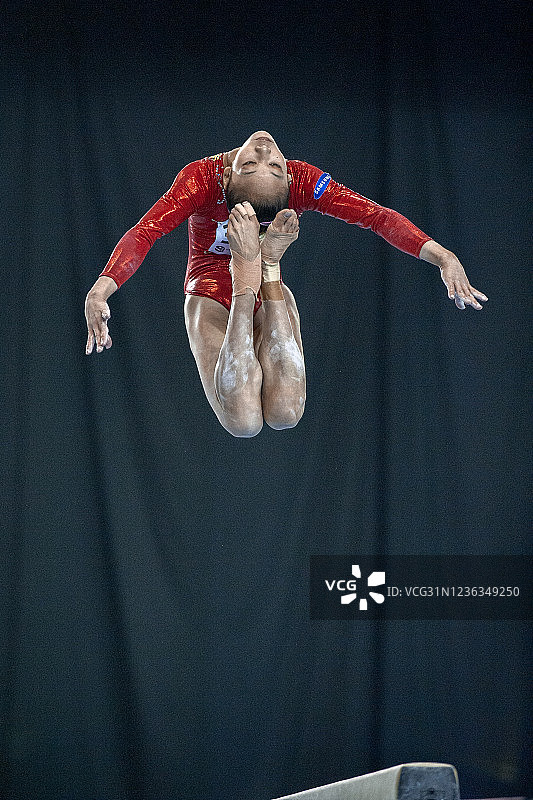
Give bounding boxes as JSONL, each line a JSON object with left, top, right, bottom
{"left": 99, "top": 152, "right": 432, "bottom": 310}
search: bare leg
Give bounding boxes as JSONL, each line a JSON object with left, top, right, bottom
{"left": 213, "top": 290, "right": 263, "bottom": 436}
{"left": 185, "top": 294, "right": 263, "bottom": 437}
{"left": 257, "top": 210, "right": 306, "bottom": 429}
{"left": 212, "top": 201, "right": 266, "bottom": 431}
{"left": 184, "top": 204, "right": 306, "bottom": 436}
{"left": 185, "top": 201, "right": 264, "bottom": 437}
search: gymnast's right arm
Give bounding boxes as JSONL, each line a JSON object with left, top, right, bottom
{"left": 85, "top": 160, "right": 206, "bottom": 354}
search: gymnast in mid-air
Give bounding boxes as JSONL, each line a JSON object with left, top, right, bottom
{"left": 84, "top": 130, "right": 488, "bottom": 437}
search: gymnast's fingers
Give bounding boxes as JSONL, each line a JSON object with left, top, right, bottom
{"left": 86, "top": 327, "right": 95, "bottom": 355}
{"left": 470, "top": 285, "right": 488, "bottom": 302}
{"left": 95, "top": 307, "right": 111, "bottom": 351}
{"left": 454, "top": 291, "right": 466, "bottom": 310}
{"left": 242, "top": 201, "right": 256, "bottom": 216}
{"left": 234, "top": 201, "right": 256, "bottom": 218}
{"left": 96, "top": 324, "right": 108, "bottom": 352}
{"left": 456, "top": 282, "right": 482, "bottom": 310}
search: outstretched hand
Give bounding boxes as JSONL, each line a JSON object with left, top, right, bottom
{"left": 85, "top": 293, "right": 113, "bottom": 354}
{"left": 439, "top": 252, "right": 488, "bottom": 310}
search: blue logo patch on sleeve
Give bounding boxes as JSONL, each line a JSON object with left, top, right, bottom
{"left": 313, "top": 172, "right": 331, "bottom": 199}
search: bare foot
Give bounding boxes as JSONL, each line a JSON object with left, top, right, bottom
{"left": 227, "top": 202, "right": 262, "bottom": 296}
{"left": 260, "top": 209, "right": 299, "bottom": 264}
{"left": 227, "top": 202, "right": 260, "bottom": 261}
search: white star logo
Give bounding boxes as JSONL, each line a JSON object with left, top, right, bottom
{"left": 341, "top": 564, "right": 386, "bottom": 610}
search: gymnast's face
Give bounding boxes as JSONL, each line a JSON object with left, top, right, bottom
{"left": 223, "top": 131, "right": 291, "bottom": 201}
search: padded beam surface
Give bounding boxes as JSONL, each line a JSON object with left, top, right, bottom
{"left": 272, "top": 762, "right": 460, "bottom": 800}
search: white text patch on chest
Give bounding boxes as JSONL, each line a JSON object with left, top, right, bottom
{"left": 208, "top": 220, "right": 231, "bottom": 256}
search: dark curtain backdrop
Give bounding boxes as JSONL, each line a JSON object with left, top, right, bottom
{"left": 1, "top": 2, "right": 530, "bottom": 799}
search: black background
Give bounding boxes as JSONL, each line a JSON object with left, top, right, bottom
{"left": 1, "top": 1, "right": 531, "bottom": 798}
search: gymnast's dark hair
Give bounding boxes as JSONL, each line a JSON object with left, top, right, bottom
{"left": 225, "top": 181, "right": 290, "bottom": 229}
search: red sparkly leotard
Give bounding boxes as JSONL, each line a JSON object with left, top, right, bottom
{"left": 99, "top": 152, "right": 432, "bottom": 311}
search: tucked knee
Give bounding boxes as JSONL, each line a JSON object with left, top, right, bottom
{"left": 214, "top": 372, "right": 263, "bottom": 437}
{"left": 224, "top": 418, "right": 263, "bottom": 438}
{"left": 265, "top": 414, "right": 302, "bottom": 431}
{"left": 219, "top": 403, "right": 263, "bottom": 437}
{"left": 264, "top": 397, "right": 305, "bottom": 430}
